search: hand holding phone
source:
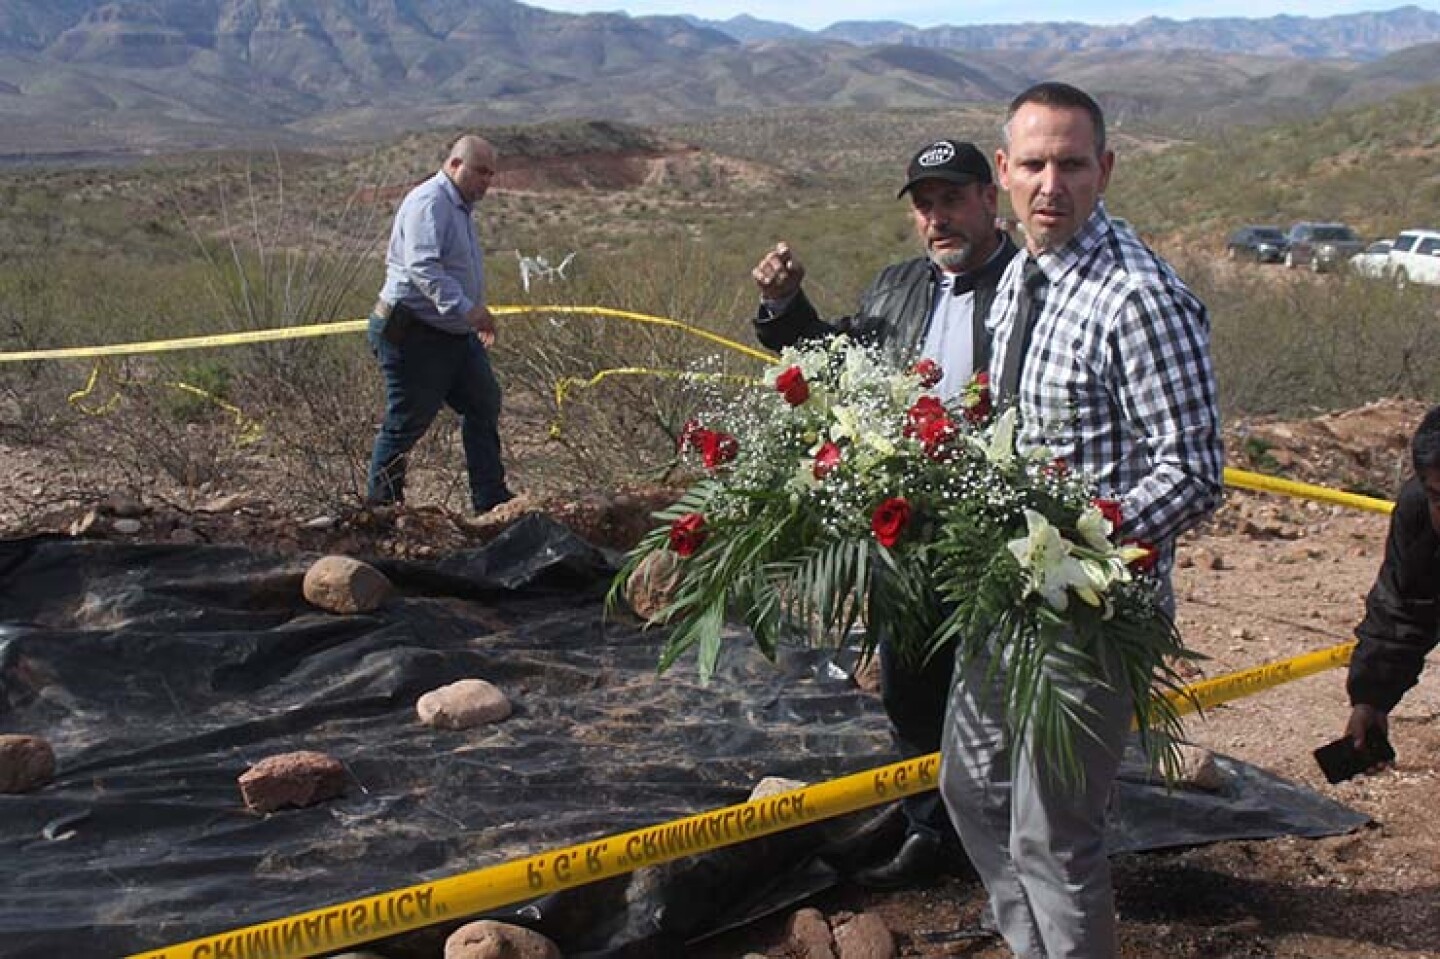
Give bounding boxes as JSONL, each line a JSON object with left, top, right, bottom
{"left": 1313, "top": 731, "right": 1395, "bottom": 784}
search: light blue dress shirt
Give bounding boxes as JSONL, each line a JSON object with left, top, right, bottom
{"left": 379, "top": 171, "right": 485, "bottom": 336}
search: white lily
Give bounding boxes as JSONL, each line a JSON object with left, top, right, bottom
{"left": 1075, "top": 505, "right": 1114, "bottom": 551}
{"left": 980, "top": 406, "right": 1018, "bottom": 467}
{"left": 861, "top": 428, "right": 897, "bottom": 457}
{"left": 829, "top": 404, "right": 862, "bottom": 442}
{"left": 1007, "top": 508, "right": 1096, "bottom": 611}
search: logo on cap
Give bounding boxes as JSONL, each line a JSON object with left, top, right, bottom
{"left": 916, "top": 141, "right": 956, "bottom": 168}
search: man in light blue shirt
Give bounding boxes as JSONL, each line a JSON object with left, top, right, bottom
{"left": 367, "top": 134, "right": 514, "bottom": 514}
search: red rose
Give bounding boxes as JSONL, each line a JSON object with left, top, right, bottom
{"left": 1041, "top": 457, "right": 1070, "bottom": 479}
{"left": 775, "top": 365, "right": 810, "bottom": 406}
{"left": 1124, "top": 538, "right": 1157, "bottom": 572}
{"left": 1093, "top": 498, "right": 1123, "bottom": 532}
{"left": 904, "top": 395, "right": 947, "bottom": 438}
{"left": 669, "top": 513, "right": 707, "bottom": 556}
{"left": 678, "top": 418, "right": 703, "bottom": 452}
{"left": 961, "top": 371, "right": 993, "bottom": 425}
{"left": 699, "top": 430, "right": 739, "bottom": 469}
{"left": 917, "top": 415, "right": 955, "bottom": 458}
{"left": 871, "top": 497, "right": 911, "bottom": 548}
{"left": 813, "top": 441, "right": 842, "bottom": 479}
{"left": 912, "top": 358, "right": 943, "bottom": 388}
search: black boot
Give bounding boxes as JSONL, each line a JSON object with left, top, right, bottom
{"left": 850, "top": 831, "right": 944, "bottom": 891}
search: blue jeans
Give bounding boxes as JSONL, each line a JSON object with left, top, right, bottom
{"left": 366, "top": 314, "right": 507, "bottom": 512}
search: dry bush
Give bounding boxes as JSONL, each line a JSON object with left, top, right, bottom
{"left": 1175, "top": 252, "right": 1440, "bottom": 416}
{"left": 495, "top": 234, "right": 761, "bottom": 492}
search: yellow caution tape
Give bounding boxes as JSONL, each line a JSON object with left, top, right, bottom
{"left": 66, "top": 362, "right": 123, "bottom": 415}
{"left": 1224, "top": 467, "right": 1393, "bottom": 515}
{"left": 514, "top": 305, "right": 777, "bottom": 364}
{"left": 0, "top": 306, "right": 773, "bottom": 364}
{"left": 0, "top": 320, "right": 370, "bottom": 362}
{"left": 126, "top": 753, "right": 941, "bottom": 959}
{"left": 548, "top": 367, "right": 758, "bottom": 438}
{"left": 66, "top": 361, "right": 263, "bottom": 444}
{"left": 1159, "top": 640, "right": 1356, "bottom": 719}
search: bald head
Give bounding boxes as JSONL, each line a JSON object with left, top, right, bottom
{"left": 444, "top": 135, "right": 497, "bottom": 204}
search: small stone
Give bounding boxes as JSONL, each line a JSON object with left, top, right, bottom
{"left": 238, "top": 750, "right": 346, "bottom": 814}
{"left": 68, "top": 508, "right": 101, "bottom": 536}
{"left": 416, "top": 679, "right": 512, "bottom": 730}
{"left": 198, "top": 492, "right": 259, "bottom": 513}
{"left": 750, "top": 776, "right": 806, "bottom": 800}
{"left": 834, "top": 912, "right": 896, "bottom": 959}
{"left": 102, "top": 492, "right": 146, "bottom": 517}
{"left": 0, "top": 735, "right": 56, "bottom": 793}
{"left": 445, "top": 919, "right": 561, "bottom": 959}
{"left": 787, "top": 907, "right": 837, "bottom": 959}
{"left": 302, "top": 515, "right": 337, "bottom": 530}
{"left": 112, "top": 518, "right": 143, "bottom": 535}
{"left": 1187, "top": 547, "right": 1227, "bottom": 570}
{"left": 1176, "top": 744, "right": 1226, "bottom": 792}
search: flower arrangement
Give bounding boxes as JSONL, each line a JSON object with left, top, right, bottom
{"left": 609, "top": 335, "right": 1195, "bottom": 784}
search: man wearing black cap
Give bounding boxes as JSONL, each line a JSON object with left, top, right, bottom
{"left": 749, "top": 139, "right": 1018, "bottom": 890}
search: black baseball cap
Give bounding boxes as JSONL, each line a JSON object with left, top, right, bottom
{"left": 897, "top": 139, "right": 993, "bottom": 198}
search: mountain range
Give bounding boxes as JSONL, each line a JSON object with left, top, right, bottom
{"left": 1, "top": 0, "right": 1438, "bottom": 158}
{"left": 692, "top": 4, "right": 1440, "bottom": 59}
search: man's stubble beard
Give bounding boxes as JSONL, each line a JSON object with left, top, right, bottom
{"left": 928, "top": 241, "right": 972, "bottom": 274}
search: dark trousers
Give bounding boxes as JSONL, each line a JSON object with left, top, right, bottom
{"left": 366, "top": 314, "right": 507, "bottom": 512}
{"left": 879, "top": 634, "right": 961, "bottom": 843}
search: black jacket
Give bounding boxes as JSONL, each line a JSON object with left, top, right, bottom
{"left": 753, "top": 232, "right": 1019, "bottom": 370}
{"left": 1347, "top": 476, "right": 1440, "bottom": 712}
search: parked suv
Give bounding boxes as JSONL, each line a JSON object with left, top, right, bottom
{"left": 1284, "top": 222, "right": 1364, "bottom": 272}
{"left": 1225, "top": 225, "right": 1288, "bottom": 263}
{"left": 1386, "top": 229, "right": 1440, "bottom": 287}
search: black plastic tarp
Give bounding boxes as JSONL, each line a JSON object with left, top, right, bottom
{"left": 0, "top": 517, "right": 1367, "bottom": 958}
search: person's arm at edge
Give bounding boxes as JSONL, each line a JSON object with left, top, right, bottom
{"left": 1346, "top": 480, "right": 1439, "bottom": 730}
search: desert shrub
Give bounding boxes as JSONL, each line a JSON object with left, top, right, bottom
{"left": 1175, "top": 253, "right": 1440, "bottom": 416}
{"left": 493, "top": 233, "right": 760, "bottom": 492}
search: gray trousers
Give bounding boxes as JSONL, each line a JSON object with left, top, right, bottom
{"left": 940, "top": 638, "right": 1131, "bottom": 959}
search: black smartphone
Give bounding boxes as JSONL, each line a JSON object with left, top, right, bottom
{"left": 381, "top": 302, "right": 415, "bottom": 345}
{"left": 1313, "top": 732, "right": 1396, "bottom": 784}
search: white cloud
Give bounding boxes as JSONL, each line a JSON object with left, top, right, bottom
{"left": 526, "top": 0, "right": 1438, "bottom": 31}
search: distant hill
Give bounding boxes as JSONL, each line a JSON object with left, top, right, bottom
{"left": 692, "top": 5, "right": 1440, "bottom": 60}
{"left": 1, "top": 0, "right": 1439, "bottom": 157}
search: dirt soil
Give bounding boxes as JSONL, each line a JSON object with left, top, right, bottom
{"left": 3, "top": 398, "right": 1438, "bottom": 959}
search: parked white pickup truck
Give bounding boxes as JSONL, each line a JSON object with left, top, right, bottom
{"left": 1387, "top": 229, "right": 1440, "bottom": 287}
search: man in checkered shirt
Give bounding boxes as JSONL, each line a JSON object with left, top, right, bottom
{"left": 939, "top": 82, "right": 1224, "bottom": 959}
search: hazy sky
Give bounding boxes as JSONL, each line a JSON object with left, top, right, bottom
{"left": 528, "top": 0, "right": 1433, "bottom": 30}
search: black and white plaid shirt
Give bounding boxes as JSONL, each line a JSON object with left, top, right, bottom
{"left": 988, "top": 204, "right": 1224, "bottom": 578}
